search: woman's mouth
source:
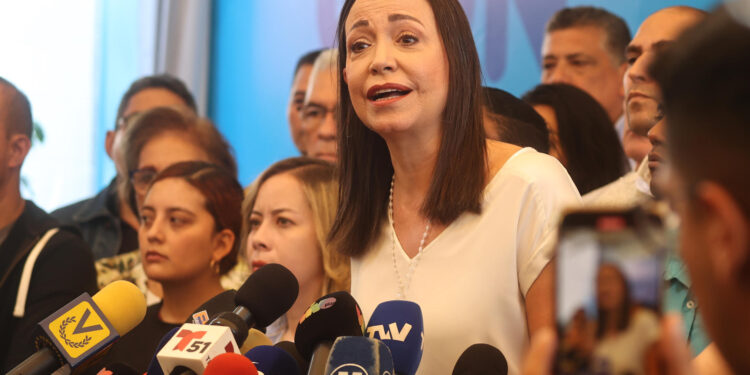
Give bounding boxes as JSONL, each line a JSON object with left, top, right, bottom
{"left": 251, "top": 260, "right": 268, "bottom": 272}
{"left": 143, "top": 250, "right": 168, "bottom": 262}
{"left": 367, "top": 83, "right": 412, "bottom": 105}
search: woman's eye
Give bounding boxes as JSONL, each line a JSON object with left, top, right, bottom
{"left": 248, "top": 219, "right": 260, "bottom": 231}
{"left": 398, "top": 33, "right": 418, "bottom": 45}
{"left": 140, "top": 215, "right": 153, "bottom": 226}
{"left": 170, "top": 216, "right": 188, "bottom": 226}
{"left": 277, "top": 217, "right": 293, "bottom": 226}
{"left": 349, "top": 40, "right": 370, "bottom": 53}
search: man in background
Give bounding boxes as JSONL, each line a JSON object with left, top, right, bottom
{"left": 0, "top": 77, "right": 97, "bottom": 372}
{"left": 287, "top": 49, "right": 324, "bottom": 155}
{"left": 300, "top": 49, "right": 338, "bottom": 162}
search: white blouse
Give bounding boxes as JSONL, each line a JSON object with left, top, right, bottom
{"left": 351, "top": 148, "right": 582, "bottom": 375}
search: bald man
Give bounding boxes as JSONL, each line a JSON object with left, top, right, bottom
{"left": 0, "top": 78, "right": 96, "bottom": 372}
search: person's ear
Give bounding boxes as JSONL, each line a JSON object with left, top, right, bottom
{"left": 342, "top": 67, "right": 348, "bottom": 85}
{"left": 211, "top": 228, "right": 236, "bottom": 268}
{"left": 695, "top": 182, "right": 750, "bottom": 286}
{"left": 105, "top": 130, "right": 116, "bottom": 160}
{"left": 7, "top": 134, "right": 31, "bottom": 169}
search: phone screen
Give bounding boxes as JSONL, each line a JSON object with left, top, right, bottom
{"left": 555, "top": 209, "right": 665, "bottom": 375}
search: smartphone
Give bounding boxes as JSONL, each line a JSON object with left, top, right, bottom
{"left": 554, "top": 207, "right": 666, "bottom": 375}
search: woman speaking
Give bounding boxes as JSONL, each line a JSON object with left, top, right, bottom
{"left": 330, "top": 0, "right": 581, "bottom": 373}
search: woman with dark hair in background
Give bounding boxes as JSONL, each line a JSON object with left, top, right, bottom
{"left": 482, "top": 86, "right": 550, "bottom": 153}
{"left": 523, "top": 83, "right": 630, "bottom": 195}
{"left": 245, "top": 157, "right": 349, "bottom": 343}
{"left": 100, "top": 161, "right": 244, "bottom": 372}
{"left": 331, "top": 0, "right": 581, "bottom": 372}
{"left": 96, "top": 107, "right": 249, "bottom": 302}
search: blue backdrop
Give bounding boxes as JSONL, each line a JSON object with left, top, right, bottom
{"left": 209, "top": 0, "right": 719, "bottom": 186}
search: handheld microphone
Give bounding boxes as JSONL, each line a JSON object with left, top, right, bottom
{"left": 240, "top": 328, "right": 273, "bottom": 353}
{"left": 208, "top": 263, "right": 298, "bottom": 346}
{"left": 366, "top": 300, "right": 424, "bottom": 375}
{"left": 245, "top": 345, "right": 301, "bottom": 375}
{"left": 275, "top": 341, "right": 308, "bottom": 375}
{"left": 7, "top": 280, "right": 147, "bottom": 375}
{"left": 188, "top": 289, "right": 236, "bottom": 325}
{"left": 145, "top": 327, "right": 180, "bottom": 375}
{"left": 294, "top": 291, "right": 365, "bottom": 375}
{"left": 203, "top": 352, "right": 258, "bottom": 375}
{"left": 452, "top": 343, "right": 508, "bottom": 375}
{"left": 157, "top": 264, "right": 298, "bottom": 374}
{"left": 323, "top": 336, "right": 395, "bottom": 375}
{"left": 156, "top": 324, "right": 239, "bottom": 375}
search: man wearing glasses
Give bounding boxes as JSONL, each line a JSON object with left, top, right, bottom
{"left": 52, "top": 75, "right": 196, "bottom": 261}
{"left": 301, "top": 49, "right": 339, "bottom": 163}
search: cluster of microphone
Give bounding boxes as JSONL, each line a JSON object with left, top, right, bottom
{"left": 7, "top": 263, "right": 508, "bottom": 375}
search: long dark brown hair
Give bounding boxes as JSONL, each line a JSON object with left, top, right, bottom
{"left": 329, "top": 0, "right": 487, "bottom": 257}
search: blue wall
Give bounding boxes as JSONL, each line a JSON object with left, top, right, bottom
{"left": 209, "top": 0, "right": 719, "bottom": 186}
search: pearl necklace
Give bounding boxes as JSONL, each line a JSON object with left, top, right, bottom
{"left": 389, "top": 175, "right": 431, "bottom": 299}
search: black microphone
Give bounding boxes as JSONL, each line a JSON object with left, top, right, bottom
{"left": 187, "top": 289, "right": 236, "bottom": 325}
{"left": 294, "top": 291, "right": 365, "bottom": 375}
{"left": 208, "top": 263, "right": 298, "bottom": 346}
{"left": 452, "top": 343, "right": 508, "bottom": 375}
{"left": 275, "top": 341, "right": 308, "bottom": 375}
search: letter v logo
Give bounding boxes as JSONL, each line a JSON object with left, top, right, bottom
{"left": 72, "top": 309, "right": 103, "bottom": 334}
{"left": 388, "top": 323, "right": 412, "bottom": 341}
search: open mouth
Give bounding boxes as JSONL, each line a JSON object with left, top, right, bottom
{"left": 367, "top": 84, "right": 412, "bottom": 103}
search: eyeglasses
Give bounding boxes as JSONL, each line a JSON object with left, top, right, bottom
{"left": 301, "top": 103, "right": 337, "bottom": 129}
{"left": 129, "top": 168, "right": 158, "bottom": 195}
{"left": 116, "top": 112, "right": 141, "bottom": 131}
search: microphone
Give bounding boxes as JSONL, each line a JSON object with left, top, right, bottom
{"left": 145, "top": 327, "right": 180, "bottom": 375}
{"left": 156, "top": 264, "right": 298, "bottom": 374}
{"left": 366, "top": 300, "right": 424, "bottom": 375}
{"left": 203, "top": 352, "right": 258, "bottom": 375}
{"left": 294, "top": 291, "right": 365, "bottom": 375}
{"left": 7, "top": 280, "right": 147, "bottom": 375}
{"left": 323, "top": 336, "right": 395, "bottom": 375}
{"left": 275, "top": 341, "right": 308, "bottom": 375}
{"left": 452, "top": 343, "right": 508, "bottom": 375}
{"left": 240, "top": 328, "right": 273, "bottom": 353}
{"left": 208, "top": 263, "right": 298, "bottom": 346}
{"left": 245, "top": 345, "right": 301, "bottom": 375}
{"left": 156, "top": 323, "right": 239, "bottom": 374}
{"left": 188, "top": 289, "right": 237, "bottom": 325}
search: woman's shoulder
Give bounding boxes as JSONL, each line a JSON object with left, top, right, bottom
{"left": 486, "top": 140, "right": 578, "bottom": 192}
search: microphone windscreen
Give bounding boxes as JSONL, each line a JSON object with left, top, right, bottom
{"left": 275, "top": 341, "right": 308, "bottom": 374}
{"left": 294, "top": 291, "right": 365, "bottom": 360}
{"left": 367, "top": 300, "right": 424, "bottom": 375}
{"left": 203, "top": 353, "right": 258, "bottom": 375}
{"left": 245, "top": 345, "right": 301, "bottom": 375}
{"left": 187, "top": 289, "right": 236, "bottom": 324}
{"left": 236, "top": 264, "right": 299, "bottom": 327}
{"left": 239, "top": 329, "right": 272, "bottom": 353}
{"left": 145, "top": 327, "right": 179, "bottom": 375}
{"left": 324, "top": 336, "right": 394, "bottom": 375}
{"left": 452, "top": 343, "right": 508, "bottom": 375}
{"left": 92, "top": 280, "right": 147, "bottom": 335}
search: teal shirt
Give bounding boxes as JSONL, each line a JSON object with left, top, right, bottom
{"left": 663, "top": 248, "right": 711, "bottom": 356}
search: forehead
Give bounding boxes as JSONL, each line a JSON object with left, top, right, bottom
{"left": 139, "top": 133, "right": 210, "bottom": 169}
{"left": 346, "top": 0, "right": 435, "bottom": 30}
{"left": 305, "top": 68, "right": 338, "bottom": 103}
{"left": 255, "top": 173, "right": 308, "bottom": 208}
{"left": 631, "top": 10, "right": 702, "bottom": 49}
{"left": 124, "top": 88, "right": 187, "bottom": 117}
{"left": 145, "top": 177, "right": 206, "bottom": 208}
{"left": 544, "top": 26, "right": 609, "bottom": 55}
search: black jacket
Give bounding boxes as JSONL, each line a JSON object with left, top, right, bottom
{"left": 0, "top": 200, "right": 97, "bottom": 372}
